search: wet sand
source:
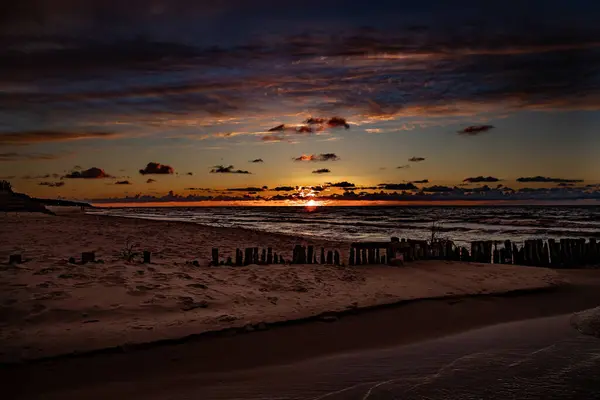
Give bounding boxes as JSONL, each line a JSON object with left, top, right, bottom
{"left": 5, "top": 269, "right": 600, "bottom": 399}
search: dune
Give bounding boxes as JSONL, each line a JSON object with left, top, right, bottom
{"left": 0, "top": 213, "right": 563, "bottom": 363}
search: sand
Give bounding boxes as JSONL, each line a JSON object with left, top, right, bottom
{"left": 0, "top": 212, "right": 563, "bottom": 363}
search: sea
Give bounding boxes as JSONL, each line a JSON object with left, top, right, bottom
{"left": 90, "top": 205, "right": 600, "bottom": 247}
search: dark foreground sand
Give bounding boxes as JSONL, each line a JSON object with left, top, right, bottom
{"left": 5, "top": 270, "right": 600, "bottom": 399}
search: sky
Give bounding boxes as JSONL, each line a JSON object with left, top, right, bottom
{"left": 1, "top": 0, "right": 599, "bottom": 204}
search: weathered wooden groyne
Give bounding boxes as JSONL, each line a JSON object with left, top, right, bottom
{"left": 5, "top": 238, "right": 598, "bottom": 268}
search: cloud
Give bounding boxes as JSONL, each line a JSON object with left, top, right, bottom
{"left": 146, "top": 178, "right": 156, "bottom": 183}
{"left": 227, "top": 187, "right": 266, "bottom": 192}
{"left": 250, "top": 158, "right": 264, "bottom": 163}
{"left": 326, "top": 117, "right": 350, "bottom": 129}
{"left": 38, "top": 181, "right": 65, "bottom": 187}
{"left": 186, "top": 172, "right": 193, "bottom": 176}
{"left": 185, "top": 187, "right": 211, "bottom": 191}
{"left": 312, "top": 168, "right": 331, "bottom": 174}
{"left": 378, "top": 183, "right": 418, "bottom": 190}
{"left": 63, "top": 167, "right": 112, "bottom": 179}
{"left": 397, "top": 165, "right": 411, "bottom": 169}
{"left": 0, "top": 131, "right": 116, "bottom": 145}
{"left": 327, "top": 181, "right": 355, "bottom": 188}
{"left": 139, "top": 162, "right": 174, "bottom": 175}
{"left": 409, "top": 157, "right": 426, "bottom": 162}
{"left": 115, "top": 180, "right": 132, "bottom": 185}
{"left": 413, "top": 179, "right": 429, "bottom": 184}
{"left": 0, "top": 152, "right": 65, "bottom": 161}
{"left": 22, "top": 173, "right": 61, "bottom": 179}
{"left": 261, "top": 135, "right": 285, "bottom": 142}
{"left": 517, "top": 176, "right": 584, "bottom": 183}
{"left": 457, "top": 125, "right": 495, "bottom": 135}
{"left": 463, "top": 176, "right": 501, "bottom": 183}
{"left": 210, "top": 165, "right": 251, "bottom": 174}
{"left": 422, "top": 185, "right": 454, "bottom": 192}
{"left": 274, "top": 186, "right": 295, "bottom": 191}
{"left": 293, "top": 153, "right": 340, "bottom": 162}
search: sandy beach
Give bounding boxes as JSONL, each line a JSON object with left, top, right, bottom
{"left": 1, "top": 212, "right": 564, "bottom": 363}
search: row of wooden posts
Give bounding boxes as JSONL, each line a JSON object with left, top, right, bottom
{"left": 6, "top": 238, "right": 599, "bottom": 268}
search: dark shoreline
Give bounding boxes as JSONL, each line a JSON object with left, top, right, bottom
{"left": 5, "top": 271, "right": 600, "bottom": 399}
{"left": 0, "top": 285, "right": 562, "bottom": 367}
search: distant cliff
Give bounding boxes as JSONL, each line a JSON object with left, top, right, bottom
{"left": 0, "top": 180, "right": 93, "bottom": 213}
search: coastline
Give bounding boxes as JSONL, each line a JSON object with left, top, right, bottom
{"left": 5, "top": 278, "right": 600, "bottom": 399}
{"left": 0, "top": 212, "right": 565, "bottom": 363}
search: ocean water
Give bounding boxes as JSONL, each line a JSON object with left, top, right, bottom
{"left": 90, "top": 206, "right": 600, "bottom": 247}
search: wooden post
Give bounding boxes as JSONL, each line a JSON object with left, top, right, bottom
{"left": 273, "top": 251, "right": 278, "bottom": 264}
{"left": 267, "top": 248, "right": 273, "bottom": 264}
{"left": 461, "top": 247, "right": 470, "bottom": 261}
{"left": 368, "top": 248, "right": 374, "bottom": 264}
{"left": 279, "top": 254, "right": 285, "bottom": 264}
{"left": 260, "top": 248, "right": 266, "bottom": 264}
{"left": 471, "top": 242, "right": 478, "bottom": 263}
{"left": 327, "top": 250, "right": 333, "bottom": 265}
{"left": 211, "top": 248, "right": 219, "bottom": 266}
{"left": 244, "top": 248, "right": 253, "bottom": 265}
{"left": 253, "top": 247, "right": 259, "bottom": 264}
{"left": 589, "top": 239, "right": 598, "bottom": 265}
{"left": 381, "top": 254, "right": 386, "bottom": 264}
{"left": 356, "top": 247, "right": 361, "bottom": 265}
{"left": 236, "top": 249, "right": 243, "bottom": 266}
{"left": 334, "top": 250, "right": 340, "bottom": 266}
{"left": 82, "top": 252, "right": 95, "bottom": 264}
{"left": 542, "top": 242, "right": 550, "bottom": 266}
{"left": 307, "top": 246, "right": 314, "bottom": 265}
{"left": 349, "top": 247, "right": 355, "bottom": 266}
{"left": 9, "top": 254, "right": 22, "bottom": 264}
{"left": 504, "top": 240, "right": 513, "bottom": 264}
{"left": 493, "top": 248, "right": 500, "bottom": 264}
{"left": 375, "top": 248, "right": 380, "bottom": 263}
{"left": 143, "top": 251, "right": 151, "bottom": 264}
{"left": 320, "top": 247, "right": 326, "bottom": 264}
{"left": 512, "top": 244, "right": 519, "bottom": 264}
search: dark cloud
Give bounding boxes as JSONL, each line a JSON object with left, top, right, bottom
{"left": 378, "top": 183, "right": 418, "bottom": 190}
{"left": 327, "top": 181, "right": 355, "bottom": 188}
{"left": 210, "top": 165, "right": 251, "bottom": 174}
{"left": 268, "top": 124, "right": 286, "bottom": 132}
{"left": 63, "top": 167, "right": 112, "bottom": 179}
{"left": 38, "top": 181, "right": 65, "bottom": 187}
{"left": 0, "top": 152, "right": 64, "bottom": 161}
{"left": 413, "top": 179, "right": 429, "bottom": 184}
{"left": 293, "top": 153, "right": 339, "bottom": 162}
{"left": 227, "top": 187, "right": 266, "bottom": 192}
{"left": 422, "top": 185, "right": 454, "bottom": 192}
{"left": 274, "top": 186, "right": 295, "bottom": 191}
{"left": 146, "top": 178, "right": 156, "bottom": 183}
{"left": 0, "top": 131, "right": 116, "bottom": 145}
{"left": 517, "top": 176, "right": 584, "bottom": 183}
{"left": 115, "top": 180, "right": 132, "bottom": 185}
{"left": 457, "top": 125, "right": 495, "bottom": 135}
{"left": 409, "top": 157, "right": 426, "bottom": 162}
{"left": 558, "top": 182, "right": 574, "bottom": 187}
{"left": 139, "top": 162, "right": 174, "bottom": 175}
{"left": 326, "top": 117, "right": 350, "bottom": 129}
{"left": 185, "top": 187, "right": 211, "bottom": 191}
{"left": 463, "top": 176, "right": 501, "bottom": 183}
{"left": 397, "top": 165, "right": 410, "bottom": 169}
{"left": 186, "top": 172, "right": 193, "bottom": 176}
{"left": 312, "top": 168, "right": 331, "bottom": 174}
{"left": 250, "top": 159, "right": 264, "bottom": 163}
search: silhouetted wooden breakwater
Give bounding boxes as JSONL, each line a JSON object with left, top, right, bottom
{"left": 204, "top": 237, "right": 600, "bottom": 268}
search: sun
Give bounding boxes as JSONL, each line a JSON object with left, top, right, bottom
{"left": 306, "top": 199, "right": 319, "bottom": 207}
